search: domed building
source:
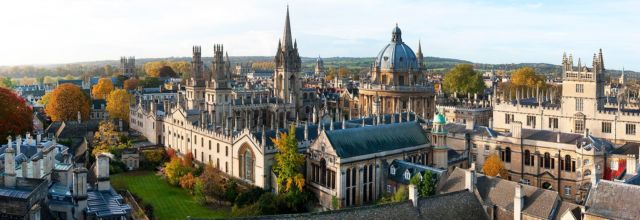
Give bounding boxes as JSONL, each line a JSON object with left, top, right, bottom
{"left": 358, "top": 24, "right": 435, "bottom": 118}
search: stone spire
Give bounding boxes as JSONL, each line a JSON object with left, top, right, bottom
{"left": 416, "top": 40, "right": 424, "bottom": 69}
{"left": 281, "top": 5, "right": 293, "bottom": 51}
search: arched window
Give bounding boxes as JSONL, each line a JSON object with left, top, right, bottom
{"left": 404, "top": 170, "right": 411, "bottom": 180}
{"left": 505, "top": 147, "right": 512, "bottom": 163}
{"left": 524, "top": 150, "right": 531, "bottom": 166}
{"left": 238, "top": 144, "right": 255, "bottom": 182}
{"left": 544, "top": 153, "right": 551, "bottom": 169}
{"left": 390, "top": 165, "right": 396, "bottom": 175}
{"left": 584, "top": 169, "right": 591, "bottom": 176}
{"left": 320, "top": 159, "right": 327, "bottom": 186}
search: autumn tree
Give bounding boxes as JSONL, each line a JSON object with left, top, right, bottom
{"left": 251, "top": 61, "right": 275, "bottom": 70}
{"left": 338, "top": 67, "right": 349, "bottom": 78}
{"left": 482, "top": 154, "right": 509, "bottom": 178}
{"left": 511, "top": 67, "right": 546, "bottom": 89}
{"left": 92, "top": 78, "right": 115, "bottom": 99}
{"left": 92, "top": 121, "right": 128, "bottom": 156}
{"left": 45, "top": 83, "right": 90, "bottom": 122}
{"left": 106, "top": 89, "right": 132, "bottom": 121}
{"left": 165, "top": 157, "right": 192, "bottom": 186}
{"left": 442, "top": 64, "right": 486, "bottom": 95}
{"left": 325, "top": 67, "right": 337, "bottom": 81}
{"left": 272, "top": 125, "right": 305, "bottom": 193}
{"left": 123, "top": 78, "right": 139, "bottom": 90}
{"left": 0, "top": 87, "right": 33, "bottom": 144}
{"left": 0, "top": 77, "right": 15, "bottom": 89}
{"left": 180, "top": 172, "right": 197, "bottom": 191}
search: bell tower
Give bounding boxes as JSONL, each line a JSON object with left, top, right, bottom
{"left": 186, "top": 45, "right": 206, "bottom": 110}
{"left": 274, "top": 6, "right": 302, "bottom": 112}
{"left": 432, "top": 113, "right": 449, "bottom": 169}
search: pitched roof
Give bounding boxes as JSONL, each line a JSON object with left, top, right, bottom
{"left": 326, "top": 122, "right": 429, "bottom": 158}
{"left": 389, "top": 160, "right": 446, "bottom": 184}
{"left": 440, "top": 168, "right": 560, "bottom": 219}
{"left": 584, "top": 180, "right": 640, "bottom": 219}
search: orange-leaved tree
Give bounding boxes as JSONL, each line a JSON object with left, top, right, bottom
{"left": 45, "top": 83, "right": 90, "bottom": 122}
{"left": 0, "top": 87, "right": 33, "bottom": 143}
{"left": 511, "top": 67, "right": 546, "bottom": 89}
{"left": 482, "top": 154, "right": 509, "bottom": 178}
{"left": 92, "top": 78, "right": 115, "bottom": 99}
{"left": 106, "top": 89, "right": 131, "bottom": 121}
{"left": 123, "top": 78, "right": 139, "bottom": 90}
{"left": 272, "top": 125, "right": 305, "bottom": 193}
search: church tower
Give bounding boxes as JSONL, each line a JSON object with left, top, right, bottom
{"left": 120, "top": 56, "right": 135, "bottom": 77}
{"left": 315, "top": 56, "right": 325, "bottom": 77}
{"left": 205, "top": 44, "right": 233, "bottom": 107}
{"left": 186, "top": 46, "right": 206, "bottom": 110}
{"left": 416, "top": 40, "right": 424, "bottom": 70}
{"left": 274, "top": 6, "right": 302, "bottom": 112}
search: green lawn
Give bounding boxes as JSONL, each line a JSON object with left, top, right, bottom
{"left": 112, "top": 171, "right": 228, "bottom": 220}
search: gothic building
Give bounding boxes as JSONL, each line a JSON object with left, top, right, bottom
{"left": 492, "top": 49, "right": 640, "bottom": 144}
{"left": 120, "top": 56, "right": 135, "bottom": 77}
{"left": 358, "top": 24, "right": 435, "bottom": 119}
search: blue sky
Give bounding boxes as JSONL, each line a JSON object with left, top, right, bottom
{"left": 0, "top": 0, "right": 638, "bottom": 70}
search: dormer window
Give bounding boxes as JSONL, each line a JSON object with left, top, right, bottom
{"left": 390, "top": 165, "right": 396, "bottom": 175}
{"left": 404, "top": 170, "right": 411, "bottom": 180}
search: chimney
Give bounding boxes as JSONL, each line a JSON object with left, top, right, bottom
{"left": 304, "top": 122, "right": 309, "bottom": 141}
{"left": 72, "top": 166, "right": 89, "bottom": 219}
{"left": 466, "top": 119, "right": 475, "bottom": 130}
{"left": 3, "top": 140, "right": 16, "bottom": 187}
{"left": 514, "top": 184, "right": 524, "bottom": 220}
{"left": 488, "top": 117, "right": 493, "bottom": 129}
{"left": 556, "top": 132, "right": 561, "bottom": 143}
{"left": 409, "top": 183, "right": 419, "bottom": 207}
{"left": 465, "top": 163, "right": 476, "bottom": 192}
{"left": 77, "top": 111, "right": 81, "bottom": 123}
{"left": 16, "top": 135, "right": 22, "bottom": 156}
{"left": 96, "top": 154, "right": 111, "bottom": 191}
{"left": 627, "top": 156, "right": 637, "bottom": 175}
{"left": 511, "top": 121, "right": 522, "bottom": 139}
{"left": 32, "top": 157, "right": 41, "bottom": 178}
{"left": 21, "top": 160, "right": 28, "bottom": 178}
{"left": 36, "top": 133, "right": 41, "bottom": 145}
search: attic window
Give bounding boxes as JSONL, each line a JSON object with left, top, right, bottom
{"left": 404, "top": 170, "right": 411, "bottom": 180}
{"left": 390, "top": 165, "right": 396, "bottom": 175}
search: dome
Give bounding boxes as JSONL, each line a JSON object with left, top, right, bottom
{"left": 374, "top": 24, "right": 419, "bottom": 72}
{"left": 433, "top": 113, "right": 446, "bottom": 124}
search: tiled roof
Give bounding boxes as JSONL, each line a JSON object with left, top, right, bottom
{"left": 326, "top": 122, "right": 429, "bottom": 158}
{"left": 584, "top": 180, "right": 640, "bottom": 220}
{"left": 555, "top": 201, "right": 581, "bottom": 220}
{"left": 86, "top": 188, "right": 132, "bottom": 218}
{"left": 440, "top": 168, "right": 560, "bottom": 219}
{"left": 388, "top": 160, "right": 446, "bottom": 184}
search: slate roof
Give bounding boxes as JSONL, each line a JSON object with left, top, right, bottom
{"left": 555, "top": 201, "right": 581, "bottom": 220}
{"left": 584, "top": 180, "right": 640, "bottom": 220}
{"left": 326, "top": 122, "right": 429, "bottom": 158}
{"left": 229, "top": 190, "right": 487, "bottom": 220}
{"left": 388, "top": 160, "right": 446, "bottom": 184}
{"left": 612, "top": 142, "right": 640, "bottom": 157}
{"left": 86, "top": 188, "right": 132, "bottom": 218}
{"left": 440, "top": 168, "right": 560, "bottom": 219}
{"left": 444, "top": 123, "right": 498, "bottom": 137}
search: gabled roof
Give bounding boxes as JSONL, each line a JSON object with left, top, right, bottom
{"left": 440, "top": 168, "right": 560, "bottom": 219}
{"left": 584, "top": 180, "right": 640, "bottom": 219}
{"left": 326, "top": 122, "right": 429, "bottom": 158}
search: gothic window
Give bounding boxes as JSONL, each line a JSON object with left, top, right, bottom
{"left": 500, "top": 147, "right": 512, "bottom": 163}
{"left": 320, "top": 159, "right": 327, "bottom": 186}
{"left": 524, "top": 150, "right": 531, "bottom": 166}
{"left": 542, "top": 152, "right": 551, "bottom": 169}
{"left": 404, "top": 170, "right": 411, "bottom": 180}
{"left": 390, "top": 165, "right": 396, "bottom": 175}
{"left": 564, "top": 155, "right": 572, "bottom": 172}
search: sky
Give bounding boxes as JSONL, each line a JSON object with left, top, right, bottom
{"left": 0, "top": 0, "right": 638, "bottom": 70}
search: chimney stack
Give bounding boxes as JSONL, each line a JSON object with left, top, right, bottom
{"left": 73, "top": 166, "right": 88, "bottom": 219}
{"left": 96, "top": 154, "right": 111, "bottom": 191}
{"left": 465, "top": 163, "right": 476, "bottom": 192}
{"left": 3, "top": 137, "right": 16, "bottom": 187}
{"left": 514, "top": 184, "right": 524, "bottom": 220}
{"left": 409, "top": 183, "right": 419, "bottom": 207}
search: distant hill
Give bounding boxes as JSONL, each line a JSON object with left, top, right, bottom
{"left": 0, "top": 56, "right": 636, "bottom": 80}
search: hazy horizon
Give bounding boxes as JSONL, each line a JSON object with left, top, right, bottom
{"left": 0, "top": 0, "right": 638, "bottom": 69}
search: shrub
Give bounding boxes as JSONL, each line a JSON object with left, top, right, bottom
{"left": 235, "top": 187, "right": 265, "bottom": 208}
{"left": 224, "top": 180, "right": 239, "bottom": 202}
{"left": 179, "top": 173, "right": 197, "bottom": 191}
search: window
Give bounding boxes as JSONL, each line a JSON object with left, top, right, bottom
{"left": 527, "top": 116, "right": 536, "bottom": 128}
{"left": 524, "top": 150, "right": 533, "bottom": 166}
{"left": 541, "top": 152, "right": 551, "bottom": 169}
{"left": 505, "top": 114, "right": 514, "bottom": 124}
{"left": 626, "top": 124, "right": 636, "bottom": 135}
{"left": 346, "top": 168, "right": 357, "bottom": 207}
{"left": 225, "top": 146, "right": 228, "bottom": 156}
{"left": 501, "top": 147, "right": 512, "bottom": 163}
{"left": 521, "top": 179, "right": 530, "bottom": 185}
{"left": 602, "top": 122, "right": 612, "bottom": 133}
{"left": 217, "top": 143, "right": 220, "bottom": 153}
{"left": 564, "top": 186, "right": 572, "bottom": 196}
{"left": 576, "top": 84, "right": 584, "bottom": 93}
{"left": 390, "top": 165, "right": 396, "bottom": 175}
{"left": 575, "top": 120, "right": 585, "bottom": 133}
{"left": 484, "top": 145, "right": 490, "bottom": 151}
{"left": 472, "top": 143, "right": 477, "bottom": 148}
{"left": 549, "top": 118, "right": 558, "bottom": 129}
{"left": 404, "top": 170, "right": 411, "bottom": 180}
{"left": 576, "top": 98, "right": 583, "bottom": 111}
{"left": 564, "top": 155, "right": 573, "bottom": 172}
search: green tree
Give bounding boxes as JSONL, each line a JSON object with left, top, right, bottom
{"left": 442, "top": 64, "right": 486, "bottom": 95}
{"left": 0, "top": 77, "right": 15, "bottom": 89}
{"left": 420, "top": 170, "right": 436, "bottom": 197}
{"left": 272, "top": 125, "right": 305, "bottom": 193}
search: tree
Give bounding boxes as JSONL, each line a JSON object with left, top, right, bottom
{"left": 482, "top": 154, "right": 508, "bottom": 178}
{"left": 92, "top": 121, "right": 126, "bottom": 157}
{"left": 92, "top": 78, "right": 115, "bottom": 99}
{"left": 442, "top": 64, "right": 486, "bottom": 95}
{"left": 139, "top": 77, "right": 162, "bottom": 88}
{"left": 179, "top": 172, "right": 197, "bottom": 191}
{"left": 165, "top": 157, "right": 192, "bottom": 186}
{"left": 511, "top": 67, "right": 546, "bottom": 89}
{"left": 158, "top": 66, "right": 177, "bottom": 78}
{"left": 199, "top": 164, "right": 225, "bottom": 198}
{"left": 123, "top": 78, "right": 139, "bottom": 90}
{"left": 45, "top": 83, "right": 90, "bottom": 122}
{"left": 106, "top": 89, "right": 131, "bottom": 121}
{"left": 420, "top": 170, "right": 436, "bottom": 197}
{"left": 38, "top": 92, "right": 51, "bottom": 107}
{"left": 0, "top": 77, "right": 15, "bottom": 89}
{"left": 272, "top": 125, "right": 305, "bottom": 193}
{"left": 338, "top": 67, "right": 348, "bottom": 78}
{"left": 325, "top": 67, "right": 337, "bottom": 81}
{"left": 0, "top": 87, "right": 33, "bottom": 144}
